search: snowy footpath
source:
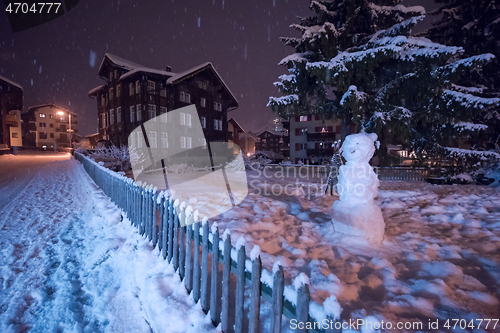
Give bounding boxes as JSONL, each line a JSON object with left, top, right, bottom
{"left": 0, "top": 154, "right": 218, "bottom": 333}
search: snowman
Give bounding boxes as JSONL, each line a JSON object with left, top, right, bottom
{"left": 331, "top": 132, "right": 385, "bottom": 243}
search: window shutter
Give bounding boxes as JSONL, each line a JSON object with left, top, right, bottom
{"left": 315, "top": 127, "right": 320, "bottom": 132}
{"left": 295, "top": 143, "right": 300, "bottom": 151}
{"left": 295, "top": 128, "right": 299, "bottom": 136}
{"left": 315, "top": 142, "right": 320, "bottom": 149}
{"left": 328, "top": 126, "right": 333, "bottom": 132}
{"left": 336, "top": 125, "right": 341, "bottom": 133}
{"left": 307, "top": 114, "right": 312, "bottom": 121}
{"left": 350, "top": 123, "right": 356, "bottom": 134}
{"left": 295, "top": 116, "right": 300, "bottom": 122}
{"left": 315, "top": 114, "right": 319, "bottom": 120}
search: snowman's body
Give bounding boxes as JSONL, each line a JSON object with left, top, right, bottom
{"left": 332, "top": 132, "right": 385, "bottom": 243}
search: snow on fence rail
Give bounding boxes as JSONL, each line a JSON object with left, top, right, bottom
{"left": 75, "top": 153, "right": 342, "bottom": 333}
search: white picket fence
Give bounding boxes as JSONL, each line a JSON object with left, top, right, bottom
{"left": 75, "top": 153, "right": 342, "bottom": 333}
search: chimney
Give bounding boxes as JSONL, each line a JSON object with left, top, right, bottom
{"left": 165, "top": 66, "right": 172, "bottom": 72}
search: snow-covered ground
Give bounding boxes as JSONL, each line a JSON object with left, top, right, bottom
{"left": 0, "top": 153, "right": 218, "bottom": 333}
{"left": 153, "top": 169, "right": 500, "bottom": 331}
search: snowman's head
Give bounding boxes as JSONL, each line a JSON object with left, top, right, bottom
{"left": 341, "top": 132, "right": 378, "bottom": 164}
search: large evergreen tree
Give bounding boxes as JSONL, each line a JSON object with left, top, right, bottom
{"left": 269, "top": 0, "right": 500, "bottom": 170}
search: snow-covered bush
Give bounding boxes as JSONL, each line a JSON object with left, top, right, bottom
{"left": 245, "top": 152, "right": 272, "bottom": 171}
{"left": 89, "top": 145, "right": 145, "bottom": 172}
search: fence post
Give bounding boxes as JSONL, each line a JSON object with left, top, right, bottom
{"left": 193, "top": 220, "right": 201, "bottom": 302}
{"left": 221, "top": 234, "right": 231, "bottom": 332}
{"left": 210, "top": 225, "right": 220, "bottom": 325}
{"left": 235, "top": 244, "right": 246, "bottom": 333}
{"left": 249, "top": 255, "right": 262, "bottom": 333}
{"left": 167, "top": 199, "right": 174, "bottom": 262}
{"left": 162, "top": 198, "right": 169, "bottom": 259}
{"left": 271, "top": 265, "right": 284, "bottom": 333}
{"left": 179, "top": 207, "right": 186, "bottom": 280}
{"left": 173, "top": 203, "right": 179, "bottom": 271}
{"left": 158, "top": 194, "right": 164, "bottom": 252}
{"left": 151, "top": 190, "right": 158, "bottom": 247}
{"left": 296, "top": 283, "right": 310, "bottom": 333}
{"left": 201, "top": 221, "right": 209, "bottom": 312}
{"left": 185, "top": 214, "right": 193, "bottom": 293}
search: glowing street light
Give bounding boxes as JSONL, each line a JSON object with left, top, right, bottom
{"left": 57, "top": 110, "right": 74, "bottom": 149}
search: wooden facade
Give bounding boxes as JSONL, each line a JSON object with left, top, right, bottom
{"left": 89, "top": 54, "right": 238, "bottom": 147}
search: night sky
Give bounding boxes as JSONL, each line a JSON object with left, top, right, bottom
{"left": 0, "top": 0, "right": 436, "bottom": 137}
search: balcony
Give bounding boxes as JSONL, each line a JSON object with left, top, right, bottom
{"left": 307, "top": 148, "right": 334, "bottom": 156}
{"left": 306, "top": 132, "right": 335, "bottom": 141}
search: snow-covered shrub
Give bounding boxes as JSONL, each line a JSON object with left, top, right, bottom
{"left": 89, "top": 145, "right": 145, "bottom": 172}
{"left": 245, "top": 152, "right": 272, "bottom": 171}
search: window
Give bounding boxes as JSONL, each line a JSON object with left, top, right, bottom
{"left": 110, "top": 109, "right": 115, "bottom": 125}
{"left": 218, "top": 120, "right": 222, "bottom": 131}
{"left": 101, "top": 95, "right": 106, "bottom": 105}
{"left": 201, "top": 98, "right": 206, "bottom": 107}
{"left": 130, "top": 106, "right": 135, "bottom": 122}
{"left": 201, "top": 117, "right": 206, "bottom": 128}
{"left": 129, "top": 83, "right": 134, "bottom": 95}
{"left": 180, "top": 112, "right": 186, "bottom": 125}
{"left": 136, "top": 104, "right": 142, "bottom": 121}
{"left": 39, "top": 113, "right": 46, "bottom": 118}
{"left": 130, "top": 131, "right": 136, "bottom": 148}
{"left": 109, "top": 87, "right": 114, "bottom": 100}
{"left": 39, "top": 132, "right": 47, "bottom": 139}
{"left": 117, "top": 107, "right": 122, "bottom": 123}
{"left": 49, "top": 133, "right": 54, "bottom": 138}
{"left": 185, "top": 93, "right": 191, "bottom": 103}
{"left": 149, "top": 131, "right": 157, "bottom": 148}
{"left": 202, "top": 138, "right": 207, "bottom": 149}
{"left": 12, "top": 132, "right": 18, "bottom": 138}
{"left": 214, "top": 119, "right": 218, "bottom": 130}
{"left": 160, "top": 89, "right": 167, "bottom": 97}
{"left": 295, "top": 127, "right": 308, "bottom": 136}
{"left": 49, "top": 123, "right": 53, "bottom": 128}
{"left": 295, "top": 143, "right": 307, "bottom": 151}
{"left": 299, "top": 115, "right": 307, "bottom": 122}
{"left": 110, "top": 71, "right": 113, "bottom": 81}
{"left": 180, "top": 136, "right": 186, "bottom": 149}
{"left": 214, "top": 102, "right": 222, "bottom": 111}
{"left": 135, "top": 80, "right": 141, "bottom": 93}
{"left": 186, "top": 114, "right": 192, "bottom": 128}
{"left": 180, "top": 92, "right": 185, "bottom": 102}
{"left": 39, "top": 122, "right": 46, "bottom": 128}
{"left": 101, "top": 114, "right": 106, "bottom": 128}
{"left": 148, "top": 104, "right": 157, "bottom": 121}
{"left": 161, "top": 132, "right": 168, "bottom": 148}
{"left": 114, "top": 69, "right": 117, "bottom": 79}
{"left": 60, "top": 133, "right": 67, "bottom": 140}
{"left": 160, "top": 109, "right": 168, "bottom": 123}
{"left": 148, "top": 80, "right": 156, "bottom": 93}
{"left": 116, "top": 84, "right": 121, "bottom": 97}
{"left": 187, "top": 137, "right": 192, "bottom": 149}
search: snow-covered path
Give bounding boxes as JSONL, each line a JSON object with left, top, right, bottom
{"left": 0, "top": 154, "right": 217, "bottom": 333}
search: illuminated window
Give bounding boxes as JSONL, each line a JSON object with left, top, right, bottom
{"left": 39, "top": 113, "right": 46, "bottom": 118}
{"left": 117, "top": 107, "right": 122, "bottom": 123}
{"left": 299, "top": 116, "right": 307, "bottom": 122}
{"left": 149, "top": 131, "right": 157, "bottom": 148}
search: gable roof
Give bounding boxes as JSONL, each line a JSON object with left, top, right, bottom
{"left": 88, "top": 84, "right": 107, "bottom": 97}
{"left": 228, "top": 118, "right": 244, "bottom": 132}
{"left": 0, "top": 75, "right": 23, "bottom": 90}
{"left": 167, "top": 62, "right": 238, "bottom": 108}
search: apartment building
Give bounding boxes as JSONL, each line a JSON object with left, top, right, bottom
{"left": 23, "top": 104, "right": 78, "bottom": 148}
{"left": 0, "top": 76, "right": 23, "bottom": 148}
{"left": 88, "top": 53, "right": 238, "bottom": 147}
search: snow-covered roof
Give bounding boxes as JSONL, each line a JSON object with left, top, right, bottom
{"left": 27, "top": 103, "right": 76, "bottom": 116}
{"left": 167, "top": 62, "right": 238, "bottom": 108}
{"left": 228, "top": 117, "right": 245, "bottom": 132}
{"left": 0, "top": 75, "right": 22, "bottom": 90}
{"left": 119, "top": 67, "right": 176, "bottom": 81}
{"left": 101, "top": 53, "right": 144, "bottom": 71}
{"left": 88, "top": 85, "right": 107, "bottom": 97}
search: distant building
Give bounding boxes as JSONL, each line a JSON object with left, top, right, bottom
{"left": 88, "top": 53, "right": 238, "bottom": 148}
{"left": 228, "top": 118, "right": 244, "bottom": 155}
{"left": 0, "top": 76, "right": 23, "bottom": 148}
{"left": 86, "top": 133, "right": 100, "bottom": 148}
{"left": 239, "top": 132, "right": 256, "bottom": 156}
{"left": 22, "top": 104, "right": 78, "bottom": 148}
{"left": 290, "top": 114, "right": 347, "bottom": 165}
{"left": 255, "top": 130, "right": 289, "bottom": 161}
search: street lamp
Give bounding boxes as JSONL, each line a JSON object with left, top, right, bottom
{"left": 57, "top": 110, "right": 74, "bottom": 148}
